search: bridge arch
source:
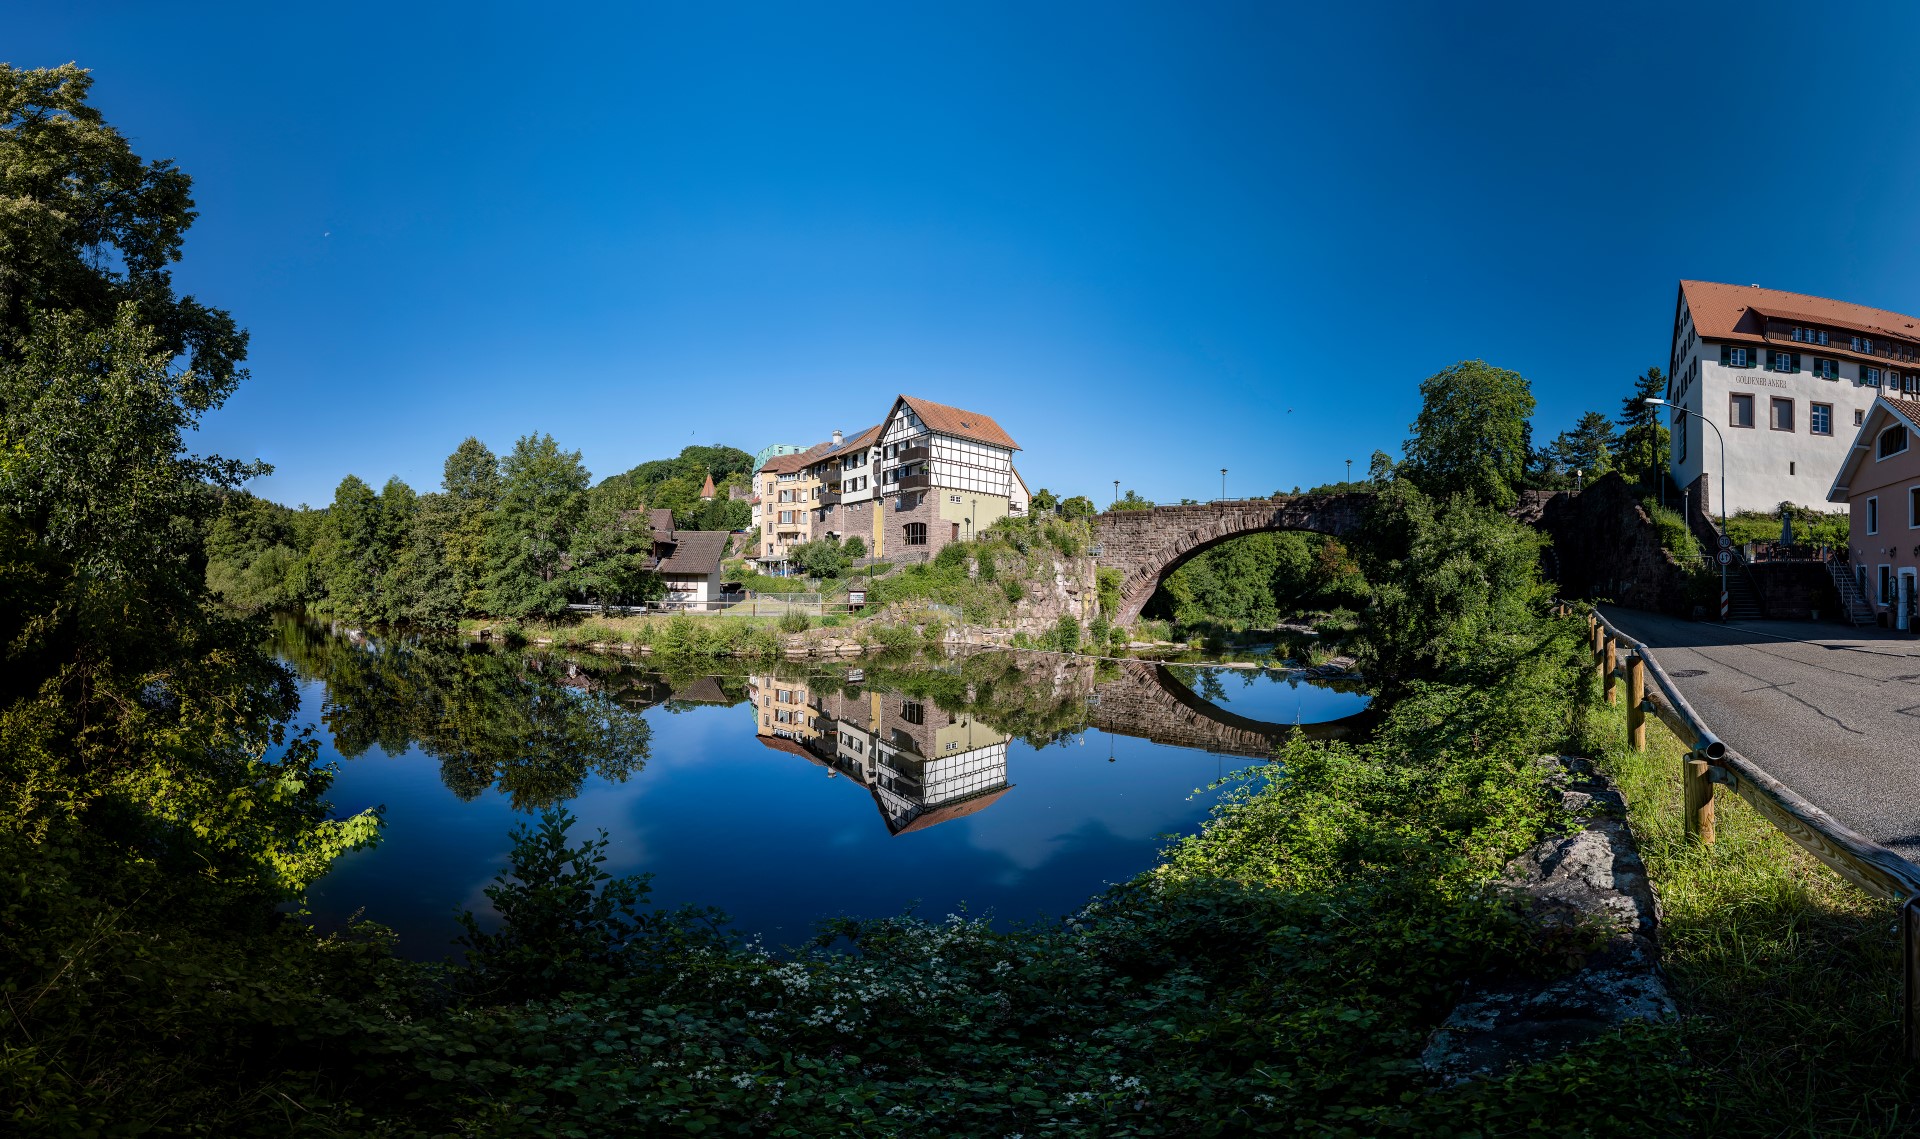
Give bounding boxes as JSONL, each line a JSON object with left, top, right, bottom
{"left": 1093, "top": 495, "right": 1369, "bottom": 624}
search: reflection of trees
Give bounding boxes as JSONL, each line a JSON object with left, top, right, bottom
{"left": 842, "top": 652, "right": 1096, "bottom": 749}
{"left": 273, "top": 618, "right": 653, "bottom": 809}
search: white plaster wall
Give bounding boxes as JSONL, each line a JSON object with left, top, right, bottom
{"left": 1668, "top": 341, "right": 1879, "bottom": 514}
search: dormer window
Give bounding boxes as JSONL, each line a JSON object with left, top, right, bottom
{"left": 1879, "top": 423, "right": 1910, "bottom": 460}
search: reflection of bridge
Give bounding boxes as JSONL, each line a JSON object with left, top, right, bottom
{"left": 1092, "top": 658, "right": 1365, "bottom": 759}
{"left": 1095, "top": 496, "right": 1369, "bottom": 624}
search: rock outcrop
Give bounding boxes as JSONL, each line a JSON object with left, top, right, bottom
{"left": 1421, "top": 755, "right": 1675, "bottom": 1082}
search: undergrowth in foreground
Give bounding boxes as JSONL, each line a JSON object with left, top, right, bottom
{"left": 1587, "top": 698, "right": 1911, "bottom": 1137}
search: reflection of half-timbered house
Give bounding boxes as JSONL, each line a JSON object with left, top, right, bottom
{"left": 746, "top": 673, "right": 1012, "bottom": 834}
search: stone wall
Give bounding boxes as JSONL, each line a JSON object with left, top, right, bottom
{"left": 1536, "top": 475, "right": 1695, "bottom": 616}
{"left": 1750, "top": 562, "right": 1842, "bottom": 621}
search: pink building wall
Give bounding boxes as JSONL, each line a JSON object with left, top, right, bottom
{"left": 1846, "top": 427, "right": 1920, "bottom": 623}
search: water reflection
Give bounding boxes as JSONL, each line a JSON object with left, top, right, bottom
{"left": 277, "top": 620, "right": 1370, "bottom": 946}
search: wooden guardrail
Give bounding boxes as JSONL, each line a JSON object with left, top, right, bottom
{"left": 1574, "top": 606, "right": 1920, "bottom": 1058}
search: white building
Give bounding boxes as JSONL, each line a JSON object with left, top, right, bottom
{"left": 1667, "top": 280, "right": 1918, "bottom": 515}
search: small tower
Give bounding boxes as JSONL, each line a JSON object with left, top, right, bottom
{"left": 699, "top": 470, "right": 716, "bottom": 500}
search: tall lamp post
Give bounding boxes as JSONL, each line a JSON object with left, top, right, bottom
{"left": 1220, "top": 468, "right": 1227, "bottom": 502}
{"left": 1643, "top": 397, "right": 1730, "bottom": 621}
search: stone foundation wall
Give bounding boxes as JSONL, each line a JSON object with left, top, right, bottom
{"left": 1750, "top": 562, "right": 1842, "bottom": 621}
{"left": 1537, "top": 475, "right": 1695, "bottom": 616}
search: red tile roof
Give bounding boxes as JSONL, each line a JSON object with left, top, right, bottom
{"left": 896, "top": 396, "right": 1019, "bottom": 450}
{"left": 1682, "top": 280, "right": 1920, "bottom": 346}
{"left": 1826, "top": 395, "right": 1920, "bottom": 502}
{"left": 892, "top": 785, "right": 1013, "bottom": 834}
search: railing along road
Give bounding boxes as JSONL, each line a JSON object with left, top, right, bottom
{"left": 1581, "top": 606, "right": 1920, "bottom": 1057}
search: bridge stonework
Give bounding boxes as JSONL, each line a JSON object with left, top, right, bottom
{"left": 1094, "top": 495, "right": 1369, "bottom": 624}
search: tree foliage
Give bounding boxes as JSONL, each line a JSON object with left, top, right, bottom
{"left": 1400, "top": 360, "right": 1535, "bottom": 509}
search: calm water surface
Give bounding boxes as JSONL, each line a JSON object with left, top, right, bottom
{"left": 279, "top": 622, "right": 1368, "bottom": 956}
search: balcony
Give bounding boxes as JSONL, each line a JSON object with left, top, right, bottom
{"left": 896, "top": 471, "right": 931, "bottom": 492}
{"left": 895, "top": 443, "right": 931, "bottom": 465}
{"left": 817, "top": 488, "right": 842, "bottom": 505}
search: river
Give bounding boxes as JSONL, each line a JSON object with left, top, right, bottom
{"left": 275, "top": 619, "right": 1369, "bottom": 956}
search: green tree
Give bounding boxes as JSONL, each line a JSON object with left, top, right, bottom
{"left": 313, "top": 474, "right": 385, "bottom": 621}
{"left": 1111, "top": 489, "right": 1155, "bottom": 511}
{"left": 442, "top": 437, "right": 501, "bottom": 616}
{"left": 205, "top": 490, "right": 304, "bottom": 609}
{"left": 1352, "top": 479, "right": 1554, "bottom": 694}
{"left": 1030, "top": 487, "right": 1061, "bottom": 514}
{"left": 1546, "top": 411, "right": 1617, "bottom": 479}
{"left": 487, "top": 433, "right": 589, "bottom": 619}
{"left": 1059, "top": 495, "right": 1096, "bottom": 519}
{"left": 1614, "top": 367, "right": 1670, "bottom": 491}
{"left": 568, "top": 494, "right": 661, "bottom": 612}
{"left": 0, "top": 65, "right": 247, "bottom": 390}
{"left": 1400, "top": 360, "right": 1535, "bottom": 509}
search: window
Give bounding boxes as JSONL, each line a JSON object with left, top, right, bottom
{"left": 1858, "top": 408, "right": 1867, "bottom": 426}
{"left": 1865, "top": 366, "right": 1882, "bottom": 387}
{"left": 1770, "top": 397, "right": 1794, "bottom": 431}
{"left": 1911, "top": 486, "right": 1920, "bottom": 529}
{"left": 1730, "top": 393, "right": 1755, "bottom": 428}
{"left": 1793, "top": 326, "right": 1829, "bottom": 345}
{"left": 900, "top": 702, "right": 924, "bottom": 725}
{"left": 1811, "top": 403, "right": 1832, "bottom": 435}
{"left": 903, "top": 522, "right": 927, "bottom": 546}
{"left": 1677, "top": 414, "right": 1688, "bottom": 462}
{"left": 1723, "top": 345, "right": 1750, "bottom": 368}
{"left": 1813, "top": 357, "right": 1838, "bottom": 379}
{"left": 1869, "top": 496, "right": 1880, "bottom": 535}
{"left": 1769, "top": 350, "right": 1798, "bottom": 372}
{"left": 949, "top": 495, "right": 961, "bottom": 503}
{"left": 1880, "top": 424, "right": 1910, "bottom": 460}
{"left": 1881, "top": 564, "right": 1894, "bottom": 603}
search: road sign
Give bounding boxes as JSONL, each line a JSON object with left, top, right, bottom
{"left": 1718, "top": 534, "right": 1732, "bottom": 549}
{"left": 1717, "top": 550, "right": 1732, "bottom": 565}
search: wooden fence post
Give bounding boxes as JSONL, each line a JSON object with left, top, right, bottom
{"left": 1594, "top": 627, "right": 1607, "bottom": 691}
{"left": 1904, "top": 898, "right": 1920, "bottom": 1062}
{"left": 1626, "top": 652, "right": 1646, "bottom": 752}
{"left": 1604, "top": 635, "right": 1618, "bottom": 705}
{"left": 1684, "top": 753, "right": 1717, "bottom": 843}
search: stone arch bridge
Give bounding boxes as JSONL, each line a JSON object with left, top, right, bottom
{"left": 1094, "top": 496, "right": 1369, "bottom": 624}
{"left": 1094, "top": 659, "right": 1366, "bottom": 759}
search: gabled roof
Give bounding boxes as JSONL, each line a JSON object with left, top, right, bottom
{"left": 654, "top": 529, "right": 729, "bottom": 576}
{"left": 1681, "top": 281, "right": 1920, "bottom": 347}
{"left": 893, "top": 396, "right": 1020, "bottom": 450}
{"left": 803, "top": 424, "right": 881, "bottom": 471}
{"left": 890, "top": 785, "right": 1013, "bottom": 835}
{"left": 1827, "top": 395, "right": 1920, "bottom": 502}
{"left": 759, "top": 442, "right": 831, "bottom": 476}
{"left": 649, "top": 508, "right": 674, "bottom": 533}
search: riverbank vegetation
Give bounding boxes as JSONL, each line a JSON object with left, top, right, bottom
{"left": 7, "top": 60, "right": 1878, "bottom": 1136}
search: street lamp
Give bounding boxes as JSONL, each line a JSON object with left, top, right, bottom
{"left": 1643, "top": 397, "right": 1730, "bottom": 621}
{"left": 1113, "top": 479, "right": 1120, "bottom": 510}
{"left": 1220, "top": 468, "right": 1227, "bottom": 502}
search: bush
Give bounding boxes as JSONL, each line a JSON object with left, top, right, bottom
{"left": 842, "top": 535, "right": 866, "bottom": 558}
{"left": 1049, "top": 614, "right": 1081, "bottom": 653}
{"left": 1003, "top": 578, "right": 1025, "bottom": 604}
{"left": 778, "top": 610, "right": 811, "bottom": 633}
{"left": 1641, "top": 497, "right": 1703, "bottom": 562}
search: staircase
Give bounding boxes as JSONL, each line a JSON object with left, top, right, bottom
{"left": 1720, "top": 567, "right": 1764, "bottom": 621}
{"left": 1828, "top": 561, "right": 1878, "bottom": 627}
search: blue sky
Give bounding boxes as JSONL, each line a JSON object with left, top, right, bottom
{"left": 14, "top": 2, "right": 1920, "bottom": 508}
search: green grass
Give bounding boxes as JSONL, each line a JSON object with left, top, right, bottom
{"left": 1587, "top": 696, "right": 1912, "bottom": 1135}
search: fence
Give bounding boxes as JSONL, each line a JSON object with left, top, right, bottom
{"left": 1579, "top": 605, "right": 1920, "bottom": 1057}
{"left": 569, "top": 592, "right": 851, "bottom": 618}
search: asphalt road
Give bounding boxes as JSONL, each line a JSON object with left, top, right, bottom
{"left": 1600, "top": 607, "right": 1920, "bottom": 860}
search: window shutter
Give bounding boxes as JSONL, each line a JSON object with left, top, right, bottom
{"left": 1762, "top": 351, "right": 1773, "bottom": 372}
{"left": 1792, "top": 352, "right": 1801, "bottom": 372}
{"left": 1721, "top": 344, "right": 1731, "bottom": 366}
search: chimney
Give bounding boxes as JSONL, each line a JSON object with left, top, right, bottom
{"left": 832, "top": 429, "right": 843, "bottom": 447}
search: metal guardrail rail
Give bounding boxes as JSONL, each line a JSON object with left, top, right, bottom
{"left": 1581, "top": 607, "right": 1920, "bottom": 1057}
